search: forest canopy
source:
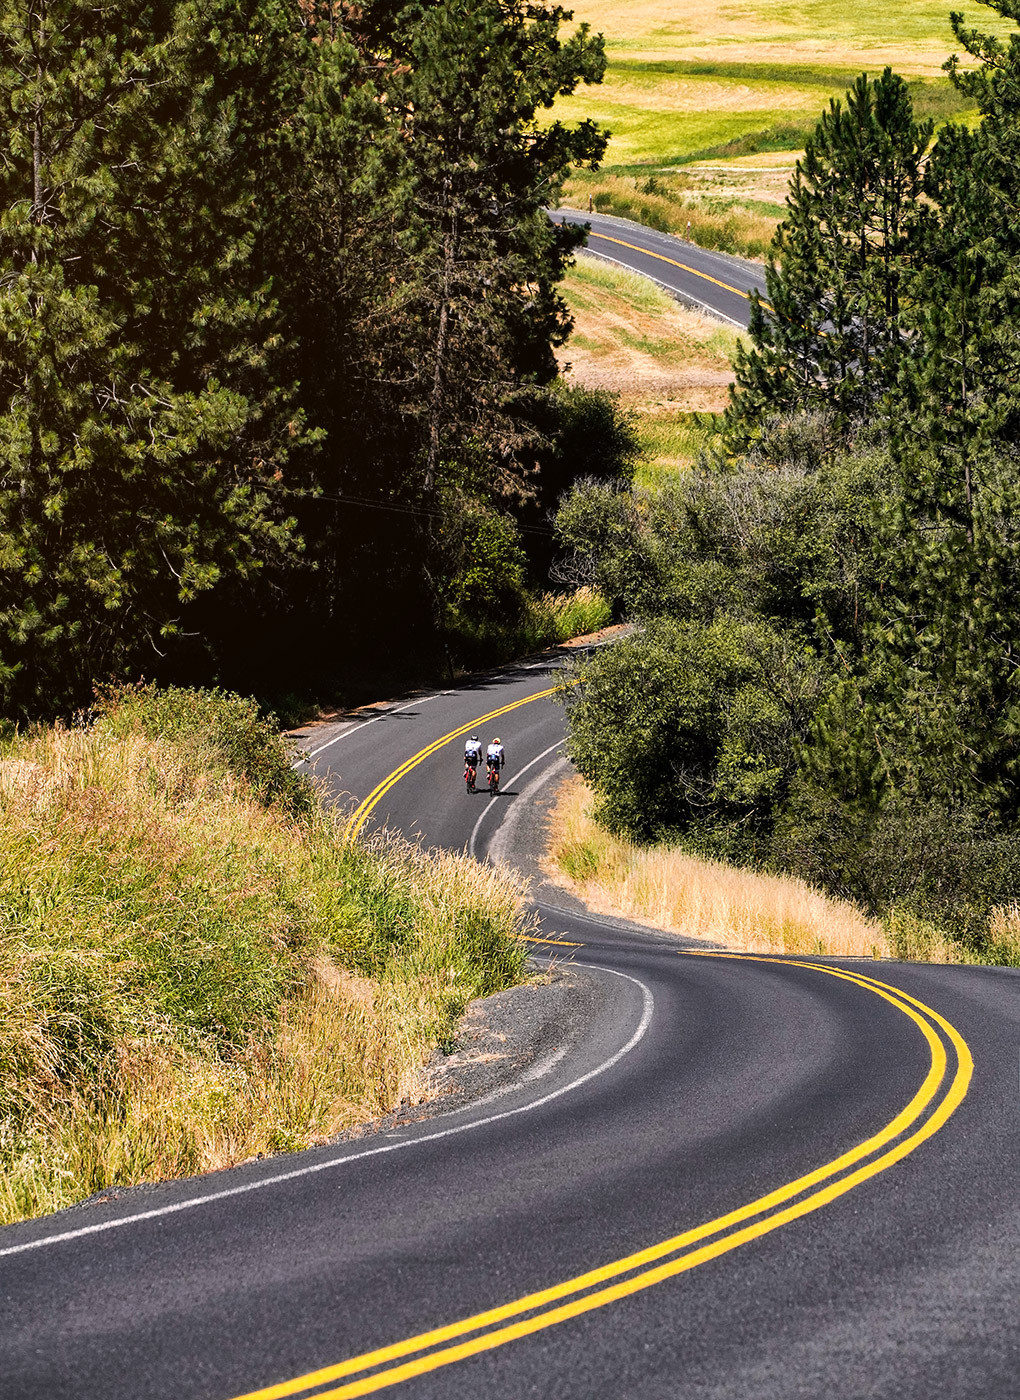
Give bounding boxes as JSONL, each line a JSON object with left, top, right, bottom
{"left": 0, "top": 0, "right": 629, "bottom": 717}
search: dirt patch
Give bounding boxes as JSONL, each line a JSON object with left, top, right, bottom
{"left": 564, "top": 351, "right": 734, "bottom": 407}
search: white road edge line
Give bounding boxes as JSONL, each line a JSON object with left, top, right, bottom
{"left": 291, "top": 695, "right": 434, "bottom": 770}
{"left": 0, "top": 966, "right": 653, "bottom": 1260}
{"left": 468, "top": 739, "right": 564, "bottom": 860}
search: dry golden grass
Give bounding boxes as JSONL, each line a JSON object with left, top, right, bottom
{"left": 980, "top": 904, "right": 1020, "bottom": 964}
{"left": 546, "top": 776, "right": 892, "bottom": 957}
{"left": 0, "top": 704, "right": 529, "bottom": 1223}
{"left": 582, "top": 69, "right": 828, "bottom": 117}
{"left": 559, "top": 255, "right": 739, "bottom": 405}
{"left": 682, "top": 156, "right": 801, "bottom": 209}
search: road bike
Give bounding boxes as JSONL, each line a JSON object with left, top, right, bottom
{"left": 464, "top": 761, "right": 477, "bottom": 793}
{"left": 486, "top": 762, "right": 500, "bottom": 796}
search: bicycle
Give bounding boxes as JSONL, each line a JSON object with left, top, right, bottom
{"left": 486, "top": 762, "right": 500, "bottom": 795}
{"left": 464, "top": 761, "right": 477, "bottom": 793}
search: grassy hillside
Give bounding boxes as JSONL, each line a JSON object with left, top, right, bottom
{"left": 556, "top": 0, "right": 1010, "bottom": 253}
{"left": 547, "top": 777, "right": 898, "bottom": 957}
{"left": 0, "top": 687, "right": 530, "bottom": 1224}
{"left": 558, "top": 256, "right": 741, "bottom": 483}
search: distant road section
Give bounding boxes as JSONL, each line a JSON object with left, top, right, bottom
{"left": 555, "top": 207, "right": 767, "bottom": 329}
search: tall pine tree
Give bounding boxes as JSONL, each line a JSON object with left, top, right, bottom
{"left": 0, "top": 0, "right": 302, "bottom": 715}
{"left": 724, "top": 69, "right": 931, "bottom": 453}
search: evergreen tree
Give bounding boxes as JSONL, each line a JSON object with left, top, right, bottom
{"left": 229, "top": 0, "right": 610, "bottom": 682}
{"left": 856, "top": 2, "right": 1020, "bottom": 824}
{"left": 397, "top": 0, "right": 605, "bottom": 503}
{"left": 724, "top": 69, "right": 931, "bottom": 452}
{"left": 0, "top": 0, "right": 301, "bottom": 715}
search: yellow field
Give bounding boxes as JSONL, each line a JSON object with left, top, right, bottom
{"left": 566, "top": 0, "right": 998, "bottom": 74}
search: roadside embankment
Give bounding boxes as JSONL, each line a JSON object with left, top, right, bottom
{"left": 0, "top": 687, "right": 531, "bottom": 1225}
{"left": 544, "top": 775, "right": 898, "bottom": 958}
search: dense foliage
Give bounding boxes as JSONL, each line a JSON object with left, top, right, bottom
{"left": 558, "top": 2, "right": 1020, "bottom": 956}
{"left": 0, "top": 0, "right": 629, "bottom": 717}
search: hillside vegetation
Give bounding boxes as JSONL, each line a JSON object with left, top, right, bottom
{"left": 0, "top": 0, "right": 636, "bottom": 724}
{"left": 548, "top": 777, "right": 897, "bottom": 958}
{"left": 554, "top": 14, "right": 1020, "bottom": 965}
{"left": 555, "top": 0, "right": 1010, "bottom": 254}
{"left": 557, "top": 257, "right": 740, "bottom": 484}
{"left": 0, "top": 687, "right": 529, "bottom": 1224}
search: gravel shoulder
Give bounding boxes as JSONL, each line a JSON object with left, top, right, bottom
{"left": 370, "top": 962, "right": 616, "bottom": 1133}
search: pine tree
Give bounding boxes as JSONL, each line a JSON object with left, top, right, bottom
{"left": 397, "top": 0, "right": 605, "bottom": 503}
{"left": 863, "top": 1, "right": 1020, "bottom": 822}
{"left": 240, "top": 0, "right": 609, "bottom": 676}
{"left": 0, "top": 0, "right": 301, "bottom": 716}
{"left": 724, "top": 69, "right": 931, "bottom": 452}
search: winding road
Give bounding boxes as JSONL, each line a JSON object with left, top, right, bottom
{"left": 554, "top": 208, "right": 767, "bottom": 327}
{"left": 2, "top": 653, "right": 1019, "bottom": 1399}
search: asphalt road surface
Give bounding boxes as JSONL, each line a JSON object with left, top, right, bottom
{"left": 554, "top": 208, "right": 767, "bottom": 327}
{"left": 3, "top": 655, "right": 1019, "bottom": 1399}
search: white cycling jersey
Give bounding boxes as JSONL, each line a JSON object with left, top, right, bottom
{"left": 486, "top": 743, "right": 505, "bottom": 764}
{"left": 464, "top": 740, "right": 483, "bottom": 762}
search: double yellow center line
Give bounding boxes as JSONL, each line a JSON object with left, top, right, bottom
{"left": 231, "top": 957, "right": 971, "bottom": 1400}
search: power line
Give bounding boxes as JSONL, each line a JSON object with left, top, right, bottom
{"left": 277, "top": 486, "right": 556, "bottom": 536}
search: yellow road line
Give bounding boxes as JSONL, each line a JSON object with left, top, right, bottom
{"left": 521, "top": 935, "right": 583, "bottom": 947}
{"left": 230, "top": 958, "right": 971, "bottom": 1400}
{"left": 343, "top": 687, "right": 559, "bottom": 840}
{"left": 586, "top": 231, "right": 773, "bottom": 313}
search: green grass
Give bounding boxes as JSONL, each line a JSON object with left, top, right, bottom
{"left": 0, "top": 687, "right": 530, "bottom": 1223}
{"left": 554, "top": 0, "right": 1014, "bottom": 251}
{"left": 633, "top": 411, "right": 717, "bottom": 488}
{"left": 558, "top": 64, "right": 974, "bottom": 167}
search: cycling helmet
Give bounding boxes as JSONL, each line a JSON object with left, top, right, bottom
{"left": 470, "top": 735, "right": 479, "bottom": 741}
{"left": 493, "top": 737, "right": 501, "bottom": 744}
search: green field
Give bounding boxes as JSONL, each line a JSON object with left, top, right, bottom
{"left": 556, "top": 0, "right": 1013, "bottom": 253}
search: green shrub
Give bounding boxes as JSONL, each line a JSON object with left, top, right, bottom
{"left": 95, "top": 683, "right": 312, "bottom": 815}
{"left": 560, "top": 615, "right": 820, "bottom": 840}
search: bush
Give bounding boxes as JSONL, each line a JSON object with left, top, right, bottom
{"left": 560, "top": 615, "right": 820, "bottom": 839}
{"left": 94, "top": 683, "right": 313, "bottom": 815}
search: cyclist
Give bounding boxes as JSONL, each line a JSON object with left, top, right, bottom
{"left": 486, "top": 737, "right": 505, "bottom": 789}
{"left": 464, "top": 734, "right": 483, "bottom": 791}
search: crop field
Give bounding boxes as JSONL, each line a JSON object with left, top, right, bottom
{"left": 557, "top": 256, "right": 741, "bottom": 483}
{"left": 560, "top": 0, "right": 1003, "bottom": 72}
{"left": 556, "top": 0, "right": 1011, "bottom": 254}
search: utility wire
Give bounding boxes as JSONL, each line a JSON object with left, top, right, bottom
{"left": 276, "top": 486, "right": 556, "bottom": 535}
